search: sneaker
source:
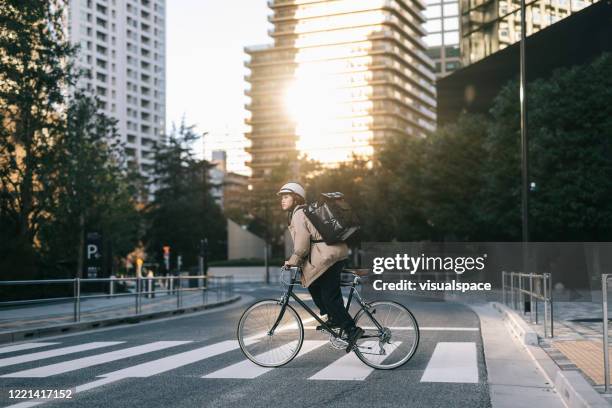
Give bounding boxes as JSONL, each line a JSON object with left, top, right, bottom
{"left": 345, "top": 326, "right": 364, "bottom": 353}
{"left": 316, "top": 318, "right": 341, "bottom": 332}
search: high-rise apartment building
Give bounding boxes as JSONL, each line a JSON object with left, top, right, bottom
{"left": 203, "top": 128, "right": 251, "bottom": 177}
{"left": 424, "top": 0, "right": 462, "bottom": 76}
{"left": 66, "top": 0, "right": 166, "bottom": 175}
{"left": 245, "top": 0, "right": 437, "bottom": 182}
{"left": 460, "top": 0, "right": 595, "bottom": 65}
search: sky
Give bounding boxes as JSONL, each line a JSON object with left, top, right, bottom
{"left": 166, "top": 1, "right": 271, "bottom": 170}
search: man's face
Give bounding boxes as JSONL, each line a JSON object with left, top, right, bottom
{"left": 280, "top": 193, "right": 295, "bottom": 211}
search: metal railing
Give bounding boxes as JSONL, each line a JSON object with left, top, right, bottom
{"left": 502, "top": 271, "right": 554, "bottom": 338}
{"left": 0, "top": 274, "right": 234, "bottom": 323}
{"left": 601, "top": 274, "right": 611, "bottom": 392}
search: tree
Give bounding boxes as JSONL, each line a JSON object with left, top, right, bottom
{"left": 484, "top": 53, "right": 612, "bottom": 241}
{"left": 0, "top": 0, "right": 76, "bottom": 277}
{"left": 422, "top": 114, "right": 489, "bottom": 240}
{"left": 37, "top": 92, "right": 142, "bottom": 277}
{"left": 144, "top": 122, "right": 226, "bottom": 269}
{"left": 371, "top": 133, "right": 433, "bottom": 241}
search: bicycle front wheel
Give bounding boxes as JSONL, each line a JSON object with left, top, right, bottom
{"left": 237, "top": 299, "right": 304, "bottom": 367}
{"left": 353, "top": 301, "right": 419, "bottom": 370}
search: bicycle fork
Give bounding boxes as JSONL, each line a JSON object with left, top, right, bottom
{"left": 267, "top": 291, "right": 291, "bottom": 335}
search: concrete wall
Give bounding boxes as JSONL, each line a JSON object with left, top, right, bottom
{"left": 227, "top": 219, "right": 265, "bottom": 260}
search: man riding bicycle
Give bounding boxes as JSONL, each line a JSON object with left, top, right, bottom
{"left": 278, "top": 181, "right": 364, "bottom": 352}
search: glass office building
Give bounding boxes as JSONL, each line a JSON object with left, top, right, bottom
{"left": 245, "top": 0, "right": 436, "bottom": 182}
{"left": 424, "top": 0, "right": 462, "bottom": 76}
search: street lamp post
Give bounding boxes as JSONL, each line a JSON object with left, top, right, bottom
{"left": 520, "top": 0, "right": 528, "bottom": 244}
{"left": 520, "top": 0, "right": 530, "bottom": 311}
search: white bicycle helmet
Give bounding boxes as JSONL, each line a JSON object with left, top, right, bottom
{"left": 276, "top": 182, "right": 306, "bottom": 201}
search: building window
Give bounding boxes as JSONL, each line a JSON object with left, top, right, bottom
{"left": 425, "top": 5, "right": 441, "bottom": 18}
{"left": 444, "top": 17, "right": 459, "bottom": 30}
{"left": 425, "top": 19, "right": 442, "bottom": 32}
{"left": 425, "top": 33, "right": 442, "bottom": 47}
{"left": 444, "top": 31, "right": 459, "bottom": 44}
{"left": 443, "top": 3, "right": 458, "bottom": 16}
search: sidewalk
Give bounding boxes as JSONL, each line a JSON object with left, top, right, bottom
{"left": 469, "top": 302, "right": 566, "bottom": 408}
{"left": 0, "top": 287, "right": 232, "bottom": 333}
{"left": 504, "top": 290, "right": 612, "bottom": 403}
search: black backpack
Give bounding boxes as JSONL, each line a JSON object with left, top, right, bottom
{"left": 303, "top": 192, "right": 361, "bottom": 245}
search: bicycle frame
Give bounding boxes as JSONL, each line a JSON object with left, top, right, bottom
{"left": 268, "top": 267, "right": 385, "bottom": 340}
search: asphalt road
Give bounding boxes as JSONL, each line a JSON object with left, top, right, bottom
{"left": 0, "top": 284, "right": 490, "bottom": 408}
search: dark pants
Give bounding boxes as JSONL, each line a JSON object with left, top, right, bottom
{"left": 308, "top": 260, "right": 355, "bottom": 330}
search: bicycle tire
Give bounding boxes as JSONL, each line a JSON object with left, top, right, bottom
{"left": 352, "top": 300, "right": 419, "bottom": 370}
{"left": 237, "top": 299, "right": 304, "bottom": 368}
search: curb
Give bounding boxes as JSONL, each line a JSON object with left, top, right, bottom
{"left": 491, "top": 301, "right": 539, "bottom": 345}
{"left": 0, "top": 295, "right": 241, "bottom": 345}
{"left": 491, "top": 301, "right": 610, "bottom": 408}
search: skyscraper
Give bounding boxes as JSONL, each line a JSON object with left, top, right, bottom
{"left": 245, "top": 0, "right": 436, "bottom": 182}
{"left": 460, "top": 0, "right": 595, "bottom": 65}
{"left": 424, "top": 0, "right": 462, "bottom": 77}
{"left": 66, "top": 0, "right": 166, "bottom": 175}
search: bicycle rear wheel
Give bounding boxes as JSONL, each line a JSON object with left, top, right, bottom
{"left": 237, "top": 299, "right": 304, "bottom": 367}
{"left": 353, "top": 301, "right": 419, "bottom": 369}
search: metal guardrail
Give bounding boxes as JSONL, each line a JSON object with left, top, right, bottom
{"left": 0, "top": 274, "right": 234, "bottom": 323}
{"left": 502, "top": 271, "right": 554, "bottom": 338}
{"left": 601, "top": 274, "right": 611, "bottom": 392}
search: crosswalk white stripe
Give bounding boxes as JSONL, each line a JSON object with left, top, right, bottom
{"left": 203, "top": 340, "right": 327, "bottom": 379}
{"left": 0, "top": 342, "right": 59, "bottom": 354}
{"left": 420, "top": 342, "right": 478, "bottom": 383}
{"left": 0, "top": 342, "right": 123, "bottom": 368}
{"left": 308, "top": 341, "right": 403, "bottom": 381}
{"left": 309, "top": 342, "right": 377, "bottom": 381}
{"left": 99, "top": 340, "right": 239, "bottom": 378}
{"left": 3, "top": 377, "right": 120, "bottom": 408}
{"left": 1, "top": 341, "right": 190, "bottom": 378}
{"left": 2, "top": 340, "right": 239, "bottom": 408}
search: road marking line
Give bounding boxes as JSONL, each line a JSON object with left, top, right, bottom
{"left": 2, "top": 340, "right": 240, "bottom": 408}
{"left": 98, "top": 340, "right": 239, "bottom": 378}
{"left": 1, "top": 341, "right": 190, "bottom": 378}
{"left": 308, "top": 341, "right": 401, "bottom": 381}
{"left": 419, "top": 327, "right": 479, "bottom": 331}
{"left": 303, "top": 326, "right": 478, "bottom": 331}
{"left": 420, "top": 342, "right": 478, "bottom": 383}
{"left": 0, "top": 343, "right": 59, "bottom": 354}
{"left": 0, "top": 342, "right": 123, "bottom": 368}
{"left": 203, "top": 340, "right": 327, "bottom": 379}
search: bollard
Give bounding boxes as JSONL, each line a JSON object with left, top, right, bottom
{"left": 136, "top": 276, "right": 141, "bottom": 314}
{"left": 176, "top": 276, "right": 181, "bottom": 309}
{"left": 519, "top": 274, "right": 525, "bottom": 315}
{"left": 602, "top": 274, "right": 610, "bottom": 393}
{"left": 147, "top": 277, "right": 152, "bottom": 299}
{"left": 502, "top": 271, "right": 506, "bottom": 305}
{"left": 109, "top": 275, "right": 115, "bottom": 297}
{"left": 548, "top": 273, "right": 554, "bottom": 338}
{"left": 529, "top": 273, "right": 534, "bottom": 323}
{"left": 543, "top": 274, "right": 549, "bottom": 338}
{"left": 73, "top": 278, "right": 81, "bottom": 322}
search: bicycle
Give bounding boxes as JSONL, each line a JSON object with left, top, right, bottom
{"left": 236, "top": 266, "right": 420, "bottom": 369}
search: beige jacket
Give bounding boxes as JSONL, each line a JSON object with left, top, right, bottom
{"left": 287, "top": 205, "right": 349, "bottom": 287}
